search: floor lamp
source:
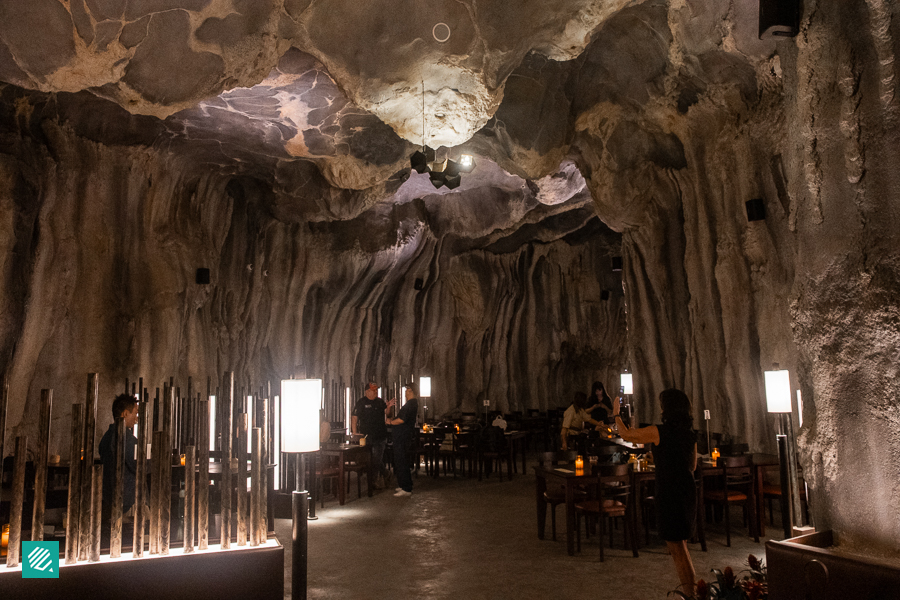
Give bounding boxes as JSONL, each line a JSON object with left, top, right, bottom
{"left": 282, "top": 379, "right": 322, "bottom": 600}
{"left": 764, "top": 369, "right": 795, "bottom": 539}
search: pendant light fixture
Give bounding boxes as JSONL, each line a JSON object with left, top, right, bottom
{"left": 409, "top": 80, "right": 475, "bottom": 189}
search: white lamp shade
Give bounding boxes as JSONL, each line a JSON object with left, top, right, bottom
{"left": 420, "top": 376, "right": 432, "bottom": 397}
{"left": 620, "top": 373, "right": 633, "bottom": 395}
{"left": 765, "top": 370, "right": 792, "bottom": 413}
{"left": 209, "top": 395, "right": 217, "bottom": 451}
{"left": 281, "top": 379, "right": 322, "bottom": 452}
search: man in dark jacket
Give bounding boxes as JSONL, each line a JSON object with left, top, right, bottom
{"left": 98, "top": 394, "right": 140, "bottom": 526}
{"left": 351, "top": 382, "right": 394, "bottom": 489}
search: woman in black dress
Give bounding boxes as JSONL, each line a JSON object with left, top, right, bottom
{"left": 613, "top": 388, "right": 697, "bottom": 598}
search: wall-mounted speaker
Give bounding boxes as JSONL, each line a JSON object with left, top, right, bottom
{"left": 601, "top": 290, "right": 610, "bottom": 301}
{"left": 759, "top": 0, "right": 800, "bottom": 40}
{"left": 611, "top": 257, "right": 623, "bottom": 272}
{"left": 746, "top": 198, "right": 766, "bottom": 222}
{"left": 196, "top": 268, "right": 211, "bottom": 285}
{"left": 414, "top": 278, "right": 424, "bottom": 290}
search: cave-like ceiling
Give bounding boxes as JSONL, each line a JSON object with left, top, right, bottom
{"left": 0, "top": 0, "right": 776, "bottom": 232}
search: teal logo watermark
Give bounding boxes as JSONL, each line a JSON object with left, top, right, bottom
{"left": 22, "top": 541, "right": 59, "bottom": 578}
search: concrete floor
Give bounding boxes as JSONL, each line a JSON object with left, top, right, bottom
{"left": 275, "top": 461, "right": 774, "bottom": 600}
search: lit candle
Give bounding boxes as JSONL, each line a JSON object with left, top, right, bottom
{"left": 1, "top": 523, "right": 8, "bottom": 557}
{"left": 711, "top": 448, "right": 720, "bottom": 463}
{"left": 575, "top": 456, "right": 584, "bottom": 470}
{"left": 180, "top": 454, "right": 186, "bottom": 466}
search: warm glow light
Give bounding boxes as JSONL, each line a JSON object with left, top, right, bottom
{"left": 797, "top": 390, "right": 803, "bottom": 426}
{"left": 281, "top": 380, "right": 322, "bottom": 453}
{"left": 460, "top": 154, "right": 473, "bottom": 166}
{"left": 765, "top": 370, "right": 792, "bottom": 413}
{"left": 209, "top": 395, "right": 217, "bottom": 451}
{"left": 420, "top": 376, "right": 431, "bottom": 398}
{"left": 620, "top": 373, "right": 633, "bottom": 395}
{"left": 247, "top": 395, "right": 254, "bottom": 452}
{"left": 273, "top": 395, "right": 281, "bottom": 490}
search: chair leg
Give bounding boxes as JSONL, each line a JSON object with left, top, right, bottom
{"left": 576, "top": 513, "right": 582, "bottom": 552}
{"left": 725, "top": 502, "right": 732, "bottom": 547}
{"left": 550, "top": 504, "right": 557, "bottom": 541}
{"left": 696, "top": 499, "right": 707, "bottom": 552}
{"left": 598, "top": 515, "right": 606, "bottom": 562}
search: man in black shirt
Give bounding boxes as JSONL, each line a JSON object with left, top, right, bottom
{"left": 98, "top": 394, "right": 141, "bottom": 538}
{"left": 387, "top": 384, "right": 419, "bottom": 497}
{"left": 352, "top": 382, "right": 394, "bottom": 489}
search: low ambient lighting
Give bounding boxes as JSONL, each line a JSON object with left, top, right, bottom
{"left": 420, "top": 376, "right": 431, "bottom": 398}
{"left": 410, "top": 146, "right": 475, "bottom": 189}
{"left": 765, "top": 370, "right": 792, "bottom": 413}
{"left": 620, "top": 373, "right": 633, "bottom": 395}
{"left": 459, "top": 154, "right": 473, "bottom": 167}
{"left": 281, "top": 380, "right": 322, "bottom": 453}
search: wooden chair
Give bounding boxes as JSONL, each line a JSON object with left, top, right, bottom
{"left": 537, "top": 451, "right": 582, "bottom": 541}
{"left": 703, "top": 455, "right": 759, "bottom": 546}
{"left": 761, "top": 464, "right": 808, "bottom": 529}
{"left": 574, "top": 463, "right": 639, "bottom": 560}
{"left": 477, "top": 426, "right": 509, "bottom": 481}
{"left": 314, "top": 452, "right": 341, "bottom": 508}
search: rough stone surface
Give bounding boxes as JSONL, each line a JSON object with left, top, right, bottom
{"left": 0, "top": 0, "right": 899, "bottom": 557}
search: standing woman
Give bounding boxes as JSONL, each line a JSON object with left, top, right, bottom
{"left": 387, "top": 384, "right": 419, "bottom": 497}
{"left": 588, "top": 381, "right": 615, "bottom": 423}
{"left": 613, "top": 388, "right": 697, "bottom": 597}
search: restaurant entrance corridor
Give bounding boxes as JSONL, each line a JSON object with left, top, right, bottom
{"left": 275, "top": 457, "right": 772, "bottom": 599}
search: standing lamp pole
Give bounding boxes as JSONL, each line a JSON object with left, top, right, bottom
{"left": 765, "top": 369, "right": 795, "bottom": 539}
{"left": 282, "top": 378, "right": 322, "bottom": 600}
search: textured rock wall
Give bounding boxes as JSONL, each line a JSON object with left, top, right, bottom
{"left": 0, "top": 122, "right": 625, "bottom": 456}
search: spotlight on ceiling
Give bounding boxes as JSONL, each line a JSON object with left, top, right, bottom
{"left": 410, "top": 147, "right": 475, "bottom": 190}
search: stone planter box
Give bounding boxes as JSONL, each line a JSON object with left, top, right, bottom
{"left": 0, "top": 539, "right": 284, "bottom": 600}
{"left": 766, "top": 530, "right": 900, "bottom": 600}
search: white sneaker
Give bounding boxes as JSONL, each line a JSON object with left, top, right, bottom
{"left": 394, "top": 489, "right": 412, "bottom": 497}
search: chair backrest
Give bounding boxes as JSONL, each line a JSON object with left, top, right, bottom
{"left": 597, "top": 463, "right": 632, "bottom": 504}
{"left": 722, "top": 454, "right": 754, "bottom": 487}
{"left": 538, "top": 450, "right": 577, "bottom": 466}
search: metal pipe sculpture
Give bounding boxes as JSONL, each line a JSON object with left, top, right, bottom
{"left": 149, "top": 429, "right": 162, "bottom": 555}
{"left": 134, "top": 399, "right": 148, "bottom": 557}
{"left": 78, "top": 374, "right": 98, "bottom": 562}
{"left": 7, "top": 436, "right": 28, "bottom": 567}
{"left": 221, "top": 371, "right": 234, "bottom": 549}
{"left": 260, "top": 395, "right": 270, "bottom": 536}
{"left": 110, "top": 417, "right": 125, "bottom": 557}
{"left": 198, "top": 399, "right": 210, "bottom": 551}
{"left": 65, "top": 403, "right": 84, "bottom": 564}
{"left": 237, "top": 413, "right": 248, "bottom": 546}
{"left": 30, "top": 389, "right": 53, "bottom": 542}
{"left": 160, "top": 385, "right": 173, "bottom": 555}
{"left": 89, "top": 464, "right": 103, "bottom": 562}
{"left": 184, "top": 444, "right": 196, "bottom": 553}
{"left": 0, "top": 378, "right": 7, "bottom": 517}
{"left": 250, "top": 427, "right": 261, "bottom": 546}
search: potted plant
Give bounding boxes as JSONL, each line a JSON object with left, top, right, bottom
{"left": 669, "top": 554, "right": 768, "bottom": 600}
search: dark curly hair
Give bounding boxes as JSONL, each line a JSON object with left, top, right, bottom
{"left": 659, "top": 388, "right": 693, "bottom": 430}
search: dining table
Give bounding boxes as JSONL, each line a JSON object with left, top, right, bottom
{"left": 535, "top": 452, "right": 777, "bottom": 556}
{"left": 504, "top": 430, "right": 528, "bottom": 476}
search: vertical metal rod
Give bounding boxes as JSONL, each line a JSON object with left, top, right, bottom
{"left": 89, "top": 464, "right": 103, "bottom": 562}
{"left": 79, "top": 373, "right": 98, "bottom": 562}
{"left": 786, "top": 418, "right": 804, "bottom": 527}
{"left": 161, "top": 385, "right": 173, "bottom": 555}
{"left": 237, "top": 413, "right": 248, "bottom": 546}
{"left": 221, "top": 371, "right": 234, "bottom": 548}
{"left": 7, "top": 436, "right": 28, "bottom": 567}
{"left": 31, "top": 389, "right": 53, "bottom": 541}
{"left": 110, "top": 417, "right": 125, "bottom": 557}
{"left": 0, "top": 377, "right": 8, "bottom": 507}
{"left": 184, "top": 444, "right": 196, "bottom": 553}
{"left": 260, "top": 396, "right": 270, "bottom": 536}
{"left": 187, "top": 377, "right": 193, "bottom": 447}
{"left": 65, "top": 403, "right": 84, "bottom": 564}
{"left": 153, "top": 387, "right": 160, "bottom": 432}
{"left": 198, "top": 398, "right": 210, "bottom": 550}
{"left": 250, "top": 427, "right": 261, "bottom": 546}
{"left": 292, "top": 453, "right": 309, "bottom": 600}
{"left": 149, "top": 430, "right": 161, "bottom": 554}
{"left": 776, "top": 432, "right": 793, "bottom": 539}
{"left": 134, "top": 399, "right": 148, "bottom": 557}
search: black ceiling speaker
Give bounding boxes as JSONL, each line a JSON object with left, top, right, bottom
{"left": 196, "top": 268, "right": 210, "bottom": 285}
{"left": 746, "top": 198, "right": 767, "bottom": 221}
{"left": 759, "top": 0, "right": 800, "bottom": 39}
{"left": 611, "top": 256, "right": 623, "bottom": 272}
{"left": 414, "top": 278, "right": 424, "bottom": 290}
{"left": 601, "top": 290, "right": 610, "bottom": 301}
{"left": 410, "top": 146, "right": 435, "bottom": 174}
